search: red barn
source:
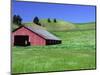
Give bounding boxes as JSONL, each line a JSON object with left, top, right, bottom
{"left": 12, "top": 25, "right": 61, "bottom": 46}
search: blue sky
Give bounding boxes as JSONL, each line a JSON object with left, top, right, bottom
{"left": 12, "top": 0, "right": 96, "bottom": 23}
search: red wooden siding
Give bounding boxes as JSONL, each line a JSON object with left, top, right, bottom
{"left": 12, "top": 27, "right": 46, "bottom": 46}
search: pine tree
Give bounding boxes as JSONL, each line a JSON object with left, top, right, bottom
{"left": 17, "top": 15, "right": 22, "bottom": 25}
{"left": 33, "top": 16, "right": 39, "bottom": 25}
{"left": 13, "top": 15, "right": 17, "bottom": 24}
{"left": 13, "top": 15, "right": 22, "bottom": 26}
{"left": 54, "top": 18, "right": 57, "bottom": 23}
{"left": 48, "top": 18, "right": 51, "bottom": 23}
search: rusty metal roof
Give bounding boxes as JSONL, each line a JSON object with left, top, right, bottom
{"left": 24, "top": 25, "right": 61, "bottom": 40}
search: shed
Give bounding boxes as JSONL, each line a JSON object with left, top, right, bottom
{"left": 12, "top": 25, "right": 61, "bottom": 46}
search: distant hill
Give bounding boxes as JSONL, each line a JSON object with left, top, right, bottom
{"left": 39, "top": 19, "right": 76, "bottom": 31}
{"left": 12, "top": 19, "right": 96, "bottom": 31}
{"left": 75, "top": 22, "right": 96, "bottom": 30}
{"left": 74, "top": 22, "right": 95, "bottom": 25}
{"left": 23, "top": 19, "right": 76, "bottom": 31}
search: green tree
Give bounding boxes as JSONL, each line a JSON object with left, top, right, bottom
{"left": 17, "top": 15, "right": 22, "bottom": 25}
{"left": 33, "top": 16, "right": 39, "bottom": 24}
{"left": 13, "top": 15, "right": 22, "bottom": 26}
{"left": 48, "top": 18, "right": 51, "bottom": 23}
{"left": 54, "top": 18, "right": 57, "bottom": 23}
{"left": 13, "top": 15, "right": 17, "bottom": 24}
{"left": 33, "top": 16, "right": 41, "bottom": 26}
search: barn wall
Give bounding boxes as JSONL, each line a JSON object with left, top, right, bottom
{"left": 12, "top": 27, "right": 46, "bottom": 46}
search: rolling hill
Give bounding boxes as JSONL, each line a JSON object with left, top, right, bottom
{"left": 12, "top": 19, "right": 96, "bottom": 31}
{"left": 75, "top": 22, "right": 96, "bottom": 30}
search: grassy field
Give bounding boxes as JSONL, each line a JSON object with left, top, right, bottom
{"left": 12, "top": 29, "right": 96, "bottom": 74}
{"left": 75, "top": 22, "right": 96, "bottom": 30}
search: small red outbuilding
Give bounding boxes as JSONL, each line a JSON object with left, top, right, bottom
{"left": 12, "top": 25, "right": 61, "bottom": 46}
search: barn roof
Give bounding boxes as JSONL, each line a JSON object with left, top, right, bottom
{"left": 13, "top": 25, "right": 61, "bottom": 40}
{"left": 25, "top": 25, "right": 61, "bottom": 40}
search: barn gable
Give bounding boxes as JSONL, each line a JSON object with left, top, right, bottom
{"left": 13, "top": 26, "right": 46, "bottom": 40}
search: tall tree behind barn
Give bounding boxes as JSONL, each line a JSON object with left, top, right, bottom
{"left": 13, "top": 15, "right": 22, "bottom": 26}
{"left": 33, "top": 16, "right": 41, "bottom": 26}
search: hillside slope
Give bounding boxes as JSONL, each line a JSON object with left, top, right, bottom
{"left": 12, "top": 19, "right": 96, "bottom": 31}
{"left": 39, "top": 19, "right": 76, "bottom": 31}
{"left": 75, "top": 22, "right": 96, "bottom": 30}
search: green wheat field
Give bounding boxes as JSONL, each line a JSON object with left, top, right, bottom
{"left": 12, "top": 21, "right": 96, "bottom": 74}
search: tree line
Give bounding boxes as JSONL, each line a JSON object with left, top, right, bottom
{"left": 13, "top": 15, "right": 22, "bottom": 25}
{"left": 13, "top": 15, "right": 57, "bottom": 26}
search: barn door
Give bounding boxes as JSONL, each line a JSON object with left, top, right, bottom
{"left": 14, "top": 35, "right": 30, "bottom": 46}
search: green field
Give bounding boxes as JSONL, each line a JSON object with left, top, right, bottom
{"left": 75, "top": 22, "right": 96, "bottom": 30}
{"left": 12, "top": 29, "right": 96, "bottom": 73}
